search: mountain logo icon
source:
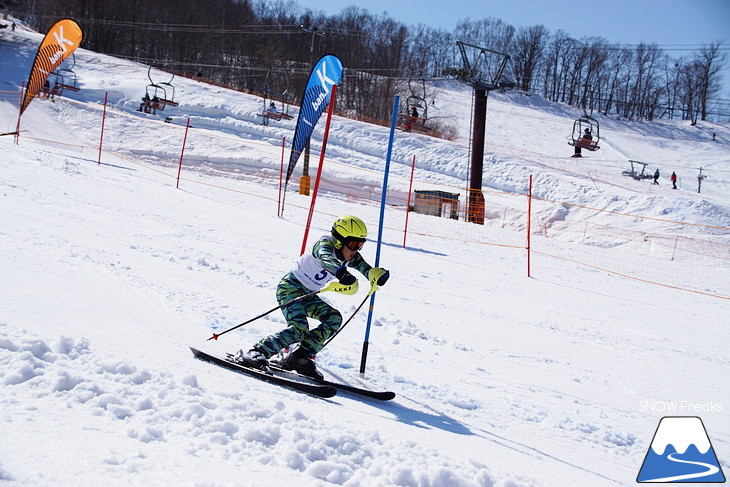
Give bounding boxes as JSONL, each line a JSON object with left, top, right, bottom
{"left": 637, "top": 416, "right": 726, "bottom": 483}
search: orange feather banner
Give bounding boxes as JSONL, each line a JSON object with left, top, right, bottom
{"left": 20, "top": 18, "right": 83, "bottom": 116}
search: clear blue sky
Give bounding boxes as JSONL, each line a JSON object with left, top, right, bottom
{"left": 297, "top": 0, "right": 730, "bottom": 98}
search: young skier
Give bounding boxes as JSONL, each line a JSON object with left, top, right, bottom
{"left": 234, "top": 215, "right": 389, "bottom": 379}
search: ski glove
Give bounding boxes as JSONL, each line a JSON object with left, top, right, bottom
{"left": 323, "top": 280, "right": 359, "bottom": 295}
{"left": 336, "top": 266, "right": 357, "bottom": 285}
{"left": 368, "top": 267, "right": 389, "bottom": 295}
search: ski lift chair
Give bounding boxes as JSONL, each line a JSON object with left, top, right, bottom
{"left": 56, "top": 69, "right": 80, "bottom": 92}
{"left": 398, "top": 96, "right": 430, "bottom": 133}
{"left": 143, "top": 66, "right": 179, "bottom": 114}
{"left": 261, "top": 107, "right": 293, "bottom": 122}
{"left": 41, "top": 72, "right": 63, "bottom": 99}
{"left": 55, "top": 53, "right": 80, "bottom": 92}
{"left": 622, "top": 160, "right": 654, "bottom": 180}
{"left": 568, "top": 115, "right": 600, "bottom": 151}
{"left": 157, "top": 79, "right": 178, "bottom": 108}
{"left": 140, "top": 83, "right": 168, "bottom": 115}
{"left": 258, "top": 73, "right": 294, "bottom": 123}
{"left": 260, "top": 97, "right": 293, "bottom": 122}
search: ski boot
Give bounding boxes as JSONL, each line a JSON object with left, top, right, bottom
{"left": 278, "top": 346, "right": 323, "bottom": 380}
{"left": 233, "top": 347, "right": 269, "bottom": 370}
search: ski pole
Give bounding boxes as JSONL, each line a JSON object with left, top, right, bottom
{"left": 208, "top": 289, "right": 321, "bottom": 341}
{"left": 322, "top": 274, "right": 384, "bottom": 347}
{"left": 322, "top": 293, "right": 370, "bottom": 348}
{"left": 207, "top": 280, "right": 357, "bottom": 341}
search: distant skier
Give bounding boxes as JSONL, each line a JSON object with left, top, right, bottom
{"left": 234, "top": 215, "right": 389, "bottom": 379}
{"left": 671, "top": 171, "right": 677, "bottom": 189}
{"left": 653, "top": 169, "right": 660, "bottom": 185}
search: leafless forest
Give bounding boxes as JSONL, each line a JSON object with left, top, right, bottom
{"left": 5, "top": 0, "right": 728, "bottom": 126}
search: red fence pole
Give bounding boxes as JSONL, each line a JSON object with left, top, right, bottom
{"left": 14, "top": 81, "right": 24, "bottom": 145}
{"left": 403, "top": 154, "right": 416, "bottom": 248}
{"left": 527, "top": 175, "right": 533, "bottom": 278}
{"left": 97, "top": 92, "right": 108, "bottom": 165}
{"left": 176, "top": 118, "right": 191, "bottom": 189}
{"left": 300, "top": 85, "right": 337, "bottom": 256}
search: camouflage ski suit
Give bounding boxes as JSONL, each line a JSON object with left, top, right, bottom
{"left": 254, "top": 235, "right": 372, "bottom": 357}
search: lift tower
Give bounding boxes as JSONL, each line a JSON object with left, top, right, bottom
{"left": 448, "top": 42, "right": 512, "bottom": 224}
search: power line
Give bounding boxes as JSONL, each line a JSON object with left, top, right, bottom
{"left": 19, "top": 13, "right": 374, "bottom": 37}
{"left": 21, "top": 13, "right": 730, "bottom": 49}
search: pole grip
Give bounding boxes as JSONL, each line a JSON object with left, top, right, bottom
{"left": 359, "top": 341, "right": 369, "bottom": 376}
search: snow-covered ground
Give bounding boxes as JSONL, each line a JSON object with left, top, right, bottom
{"left": 1, "top": 18, "right": 728, "bottom": 487}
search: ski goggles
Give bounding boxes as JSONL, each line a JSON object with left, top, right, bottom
{"left": 345, "top": 240, "right": 365, "bottom": 251}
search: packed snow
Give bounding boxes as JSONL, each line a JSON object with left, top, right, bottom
{"left": 1, "top": 17, "right": 728, "bottom": 487}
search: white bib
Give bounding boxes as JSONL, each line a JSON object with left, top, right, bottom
{"left": 291, "top": 252, "right": 337, "bottom": 291}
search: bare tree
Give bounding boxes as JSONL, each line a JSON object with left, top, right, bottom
{"left": 511, "top": 25, "right": 547, "bottom": 92}
{"left": 454, "top": 17, "right": 514, "bottom": 52}
{"left": 406, "top": 24, "right": 454, "bottom": 78}
{"left": 565, "top": 40, "right": 588, "bottom": 106}
{"left": 694, "top": 41, "right": 726, "bottom": 121}
{"left": 541, "top": 30, "right": 573, "bottom": 102}
{"left": 8, "top": 0, "right": 728, "bottom": 123}
{"left": 601, "top": 47, "right": 631, "bottom": 116}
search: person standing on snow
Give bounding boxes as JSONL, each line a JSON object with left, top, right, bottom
{"left": 235, "top": 215, "right": 389, "bottom": 379}
{"left": 653, "top": 169, "right": 660, "bottom": 185}
{"left": 671, "top": 171, "right": 677, "bottom": 189}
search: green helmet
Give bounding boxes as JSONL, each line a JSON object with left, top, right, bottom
{"left": 331, "top": 215, "right": 367, "bottom": 245}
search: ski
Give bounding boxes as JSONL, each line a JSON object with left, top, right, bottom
{"left": 266, "top": 362, "right": 396, "bottom": 401}
{"left": 304, "top": 373, "right": 395, "bottom": 401}
{"left": 220, "top": 351, "right": 395, "bottom": 401}
{"left": 190, "top": 347, "right": 337, "bottom": 398}
{"left": 271, "top": 364, "right": 395, "bottom": 401}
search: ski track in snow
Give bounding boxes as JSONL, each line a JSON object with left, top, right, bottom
{"left": 0, "top": 326, "right": 521, "bottom": 486}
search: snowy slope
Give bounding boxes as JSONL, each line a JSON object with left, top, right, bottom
{"left": 1, "top": 18, "right": 729, "bottom": 487}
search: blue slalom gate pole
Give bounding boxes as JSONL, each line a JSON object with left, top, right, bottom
{"left": 359, "top": 95, "right": 399, "bottom": 375}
